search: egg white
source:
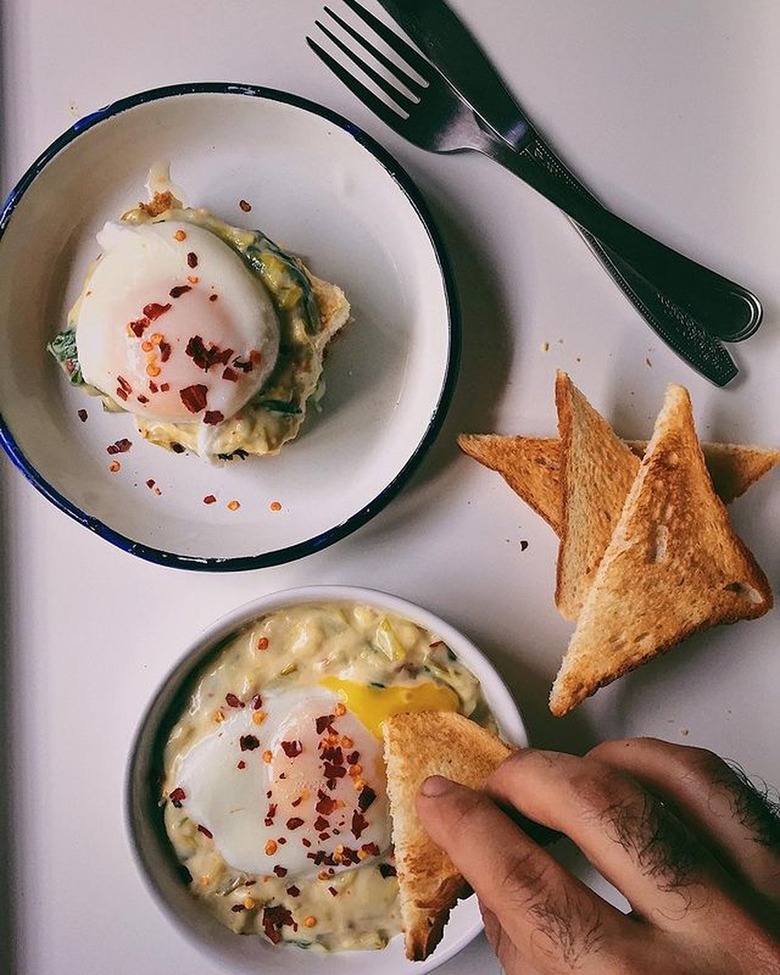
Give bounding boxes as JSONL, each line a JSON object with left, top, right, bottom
{"left": 75, "top": 220, "right": 279, "bottom": 425}
{"left": 172, "top": 687, "right": 391, "bottom": 879}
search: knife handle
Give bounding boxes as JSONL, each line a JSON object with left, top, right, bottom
{"left": 494, "top": 132, "right": 760, "bottom": 347}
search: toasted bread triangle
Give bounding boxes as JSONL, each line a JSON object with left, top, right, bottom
{"left": 382, "top": 711, "right": 514, "bottom": 961}
{"left": 457, "top": 433, "right": 564, "bottom": 530}
{"left": 549, "top": 385, "right": 773, "bottom": 716}
{"left": 458, "top": 436, "right": 779, "bottom": 537}
{"left": 555, "top": 372, "right": 641, "bottom": 621}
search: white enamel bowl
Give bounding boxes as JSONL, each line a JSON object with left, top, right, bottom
{"left": 127, "top": 586, "right": 528, "bottom": 975}
{"left": 0, "top": 84, "right": 458, "bottom": 570}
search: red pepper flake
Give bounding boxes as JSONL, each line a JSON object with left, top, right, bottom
{"left": 149, "top": 381, "right": 159, "bottom": 394}
{"left": 231, "top": 355, "right": 254, "bottom": 374}
{"left": 239, "top": 199, "right": 252, "bottom": 212}
{"left": 137, "top": 394, "right": 149, "bottom": 405}
{"left": 257, "top": 637, "right": 269, "bottom": 651}
{"left": 264, "top": 802, "right": 278, "bottom": 826}
{"left": 379, "top": 863, "right": 397, "bottom": 878}
{"left": 281, "top": 740, "right": 303, "bottom": 758}
{"left": 187, "top": 252, "right": 198, "bottom": 268}
{"left": 358, "top": 785, "right": 377, "bottom": 811}
{"left": 315, "top": 794, "right": 338, "bottom": 816}
{"left": 197, "top": 824, "right": 213, "bottom": 838}
{"left": 316, "top": 714, "right": 335, "bottom": 735}
{"left": 231, "top": 904, "right": 246, "bottom": 913}
{"left": 320, "top": 745, "right": 343, "bottom": 765}
{"left": 222, "top": 366, "right": 239, "bottom": 382}
{"left": 273, "top": 865, "right": 288, "bottom": 878}
{"left": 251, "top": 694, "right": 263, "bottom": 710}
{"left": 159, "top": 340, "right": 172, "bottom": 363}
{"left": 109, "top": 461, "right": 121, "bottom": 473}
{"left": 169, "top": 285, "right": 192, "bottom": 299}
{"left": 328, "top": 886, "right": 338, "bottom": 897}
{"left": 186, "top": 335, "right": 234, "bottom": 372}
{"left": 129, "top": 317, "right": 150, "bottom": 337}
{"left": 286, "top": 885, "right": 300, "bottom": 897}
{"left": 314, "top": 815, "right": 329, "bottom": 832}
{"left": 240, "top": 734, "right": 260, "bottom": 752}
{"left": 351, "top": 809, "right": 369, "bottom": 839}
{"left": 262, "top": 905, "right": 295, "bottom": 944}
{"left": 323, "top": 763, "right": 347, "bottom": 784}
{"left": 146, "top": 479, "right": 156, "bottom": 490}
{"left": 361, "top": 841, "right": 380, "bottom": 857}
{"left": 291, "top": 796, "right": 303, "bottom": 808}
{"left": 160, "top": 382, "right": 170, "bottom": 392}
{"left": 106, "top": 438, "right": 133, "bottom": 455}
{"left": 180, "top": 383, "right": 208, "bottom": 414}
{"left": 77, "top": 409, "right": 88, "bottom": 422}
{"left": 209, "top": 293, "right": 219, "bottom": 302}
{"left": 225, "top": 692, "right": 243, "bottom": 708}
{"left": 285, "top": 817, "right": 305, "bottom": 831}
{"left": 203, "top": 410, "right": 224, "bottom": 425}
{"left": 143, "top": 302, "right": 172, "bottom": 320}
{"left": 269, "top": 501, "right": 282, "bottom": 512}
{"left": 115, "top": 387, "right": 129, "bottom": 402}
{"left": 277, "top": 837, "right": 287, "bottom": 845}
{"left": 346, "top": 750, "right": 360, "bottom": 766}
{"left": 168, "top": 787, "right": 186, "bottom": 808}
{"left": 237, "top": 760, "right": 246, "bottom": 770}
{"left": 203, "top": 494, "right": 217, "bottom": 505}
{"left": 301, "top": 837, "right": 312, "bottom": 848}
{"left": 117, "top": 375, "right": 132, "bottom": 394}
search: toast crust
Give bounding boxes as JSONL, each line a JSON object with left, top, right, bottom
{"left": 383, "top": 711, "right": 514, "bottom": 961}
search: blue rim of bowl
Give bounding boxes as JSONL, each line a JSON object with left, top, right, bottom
{"left": 0, "top": 82, "right": 461, "bottom": 572}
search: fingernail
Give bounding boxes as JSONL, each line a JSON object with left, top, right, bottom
{"left": 419, "top": 775, "right": 457, "bottom": 797}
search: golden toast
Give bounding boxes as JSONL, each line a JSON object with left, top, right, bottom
{"left": 549, "top": 385, "right": 773, "bottom": 716}
{"left": 382, "top": 711, "right": 513, "bottom": 961}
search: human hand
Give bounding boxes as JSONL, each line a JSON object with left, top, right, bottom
{"left": 416, "top": 738, "right": 780, "bottom": 974}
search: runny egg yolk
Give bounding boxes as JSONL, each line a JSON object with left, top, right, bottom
{"left": 319, "top": 677, "right": 460, "bottom": 739}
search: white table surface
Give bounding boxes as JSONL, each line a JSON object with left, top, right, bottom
{"left": 3, "top": 2, "right": 780, "bottom": 973}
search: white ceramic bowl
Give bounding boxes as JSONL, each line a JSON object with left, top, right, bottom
{"left": 0, "top": 84, "right": 458, "bottom": 570}
{"left": 126, "top": 585, "right": 527, "bottom": 975}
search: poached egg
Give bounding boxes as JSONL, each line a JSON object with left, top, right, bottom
{"left": 170, "top": 686, "right": 391, "bottom": 880}
{"left": 75, "top": 220, "right": 279, "bottom": 426}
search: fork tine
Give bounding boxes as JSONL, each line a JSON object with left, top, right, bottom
{"left": 339, "top": 0, "right": 432, "bottom": 82}
{"left": 306, "top": 35, "right": 409, "bottom": 125}
{"left": 313, "top": 19, "right": 416, "bottom": 114}
{"left": 323, "top": 5, "right": 425, "bottom": 97}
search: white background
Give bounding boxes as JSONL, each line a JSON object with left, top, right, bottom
{"left": 2, "top": 2, "right": 779, "bottom": 973}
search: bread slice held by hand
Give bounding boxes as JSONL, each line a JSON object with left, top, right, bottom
{"left": 383, "top": 711, "right": 514, "bottom": 962}
{"left": 549, "top": 384, "right": 773, "bottom": 716}
{"left": 555, "top": 372, "right": 640, "bottom": 621}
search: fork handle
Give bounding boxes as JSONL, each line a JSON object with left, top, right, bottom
{"left": 494, "top": 133, "right": 761, "bottom": 348}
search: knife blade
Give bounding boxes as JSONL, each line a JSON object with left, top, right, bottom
{"left": 369, "top": 0, "right": 753, "bottom": 382}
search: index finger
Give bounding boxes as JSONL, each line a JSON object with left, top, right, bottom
{"left": 416, "top": 774, "right": 636, "bottom": 973}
